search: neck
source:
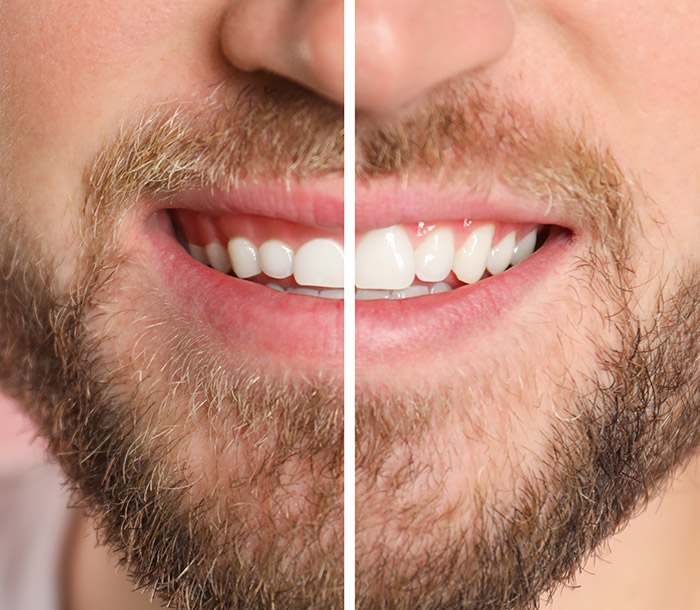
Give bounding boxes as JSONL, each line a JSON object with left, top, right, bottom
{"left": 64, "top": 511, "right": 167, "bottom": 610}
{"left": 545, "top": 455, "right": 700, "bottom": 609}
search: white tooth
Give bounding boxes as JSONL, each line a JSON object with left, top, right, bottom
{"left": 319, "top": 289, "right": 344, "bottom": 299}
{"left": 414, "top": 228, "right": 454, "bottom": 282}
{"left": 187, "top": 243, "right": 209, "bottom": 266}
{"left": 288, "top": 287, "right": 319, "bottom": 296}
{"left": 430, "top": 282, "right": 452, "bottom": 294}
{"left": 205, "top": 242, "right": 232, "bottom": 274}
{"left": 259, "top": 239, "right": 294, "bottom": 279}
{"left": 511, "top": 228, "right": 538, "bottom": 266}
{"left": 453, "top": 224, "right": 495, "bottom": 284}
{"left": 228, "top": 237, "right": 260, "bottom": 278}
{"left": 356, "top": 226, "right": 415, "bottom": 290}
{"left": 293, "top": 238, "right": 344, "bottom": 288}
{"left": 486, "top": 231, "right": 516, "bottom": 276}
{"left": 391, "top": 285, "right": 430, "bottom": 299}
{"left": 266, "top": 283, "right": 284, "bottom": 291}
{"left": 355, "top": 289, "right": 392, "bottom": 300}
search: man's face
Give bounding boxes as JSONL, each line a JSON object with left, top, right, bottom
{"left": 0, "top": 1, "right": 343, "bottom": 608}
{"left": 2, "top": 1, "right": 700, "bottom": 610}
{"left": 354, "top": 1, "right": 700, "bottom": 608}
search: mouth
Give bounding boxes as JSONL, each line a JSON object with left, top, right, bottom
{"left": 136, "top": 179, "right": 345, "bottom": 374}
{"left": 352, "top": 180, "right": 575, "bottom": 377}
{"left": 136, "top": 177, "right": 572, "bottom": 375}
{"left": 169, "top": 213, "right": 551, "bottom": 300}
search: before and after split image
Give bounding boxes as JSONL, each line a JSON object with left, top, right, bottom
{"left": 1, "top": 2, "right": 700, "bottom": 609}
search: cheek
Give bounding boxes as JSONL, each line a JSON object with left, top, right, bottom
{"left": 532, "top": 1, "right": 700, "bottom": 255}
{"left": 0, "top": 1, "right": 174, "bottom": 143}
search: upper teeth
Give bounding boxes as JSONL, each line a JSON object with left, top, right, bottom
{"left": 355, "top": 224, "right": 539, "bottom": 291}
{"left": 183, "top": 222, "right": 541, "bottom": 298}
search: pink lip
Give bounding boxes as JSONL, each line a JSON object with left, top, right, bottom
{"left": 137, "top": 174, "right": 572, "bottom": 376}
{"left": 355, "top": 177, "right": 573, "bottom": 230}
{"left": 354, "top": 178, "right": 574, "bottom": 376}
{"left": 151, "top": 175, "right": 344, "bottom": 229}
{"left": 139, "top": 178, "right": 345, "bottom": 374}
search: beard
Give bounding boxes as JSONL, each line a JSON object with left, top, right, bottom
{"left": 0, "top": 79, "right": 344, "bottom": 609}
{"left": 354, "top": 82, "right": 700, "bottom": 608}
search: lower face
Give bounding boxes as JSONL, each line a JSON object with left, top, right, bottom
{"left": 352, "top": 90, "right": 700, "bottom": 608}
{"left": 3, "top": 32, "right": 700, "bottom": 610}
{"left": 0, "top": 84, "right": 346, "bottom": 610}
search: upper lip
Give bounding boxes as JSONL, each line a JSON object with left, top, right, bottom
{"left": 355, "top": 177, "right": 573, "bottom": 232}
{"left": 143, "top": 174, "right": 344, "bottom": 229}
{"left": 142, "top": 173, "right": 570, "bottom": 237}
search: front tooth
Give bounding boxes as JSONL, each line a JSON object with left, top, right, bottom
{"left": 228, "top": 237, "right": 261, "bottom": 278}
{"left": 511, "top": 228, "right": 538, "bottom": 265}
{"left": 453, "top": 224, "right": 495, "bottom": 284}
{"left": 486, "top": 231, "right": 516, "bottom": 275}
{"left": 259, "top": 239, "right": 294, "bottom": 279}
{"left": 293, "top": 239, "right": 344, "bottom": 288}
{"left": 414, "top": 228, "right": 454, "bottom": 282}
{"left": 205, "top": 242, "right": 232, "bottom": 274}
{"left": 356, "top": 226, "right": 415, "bottom": 290}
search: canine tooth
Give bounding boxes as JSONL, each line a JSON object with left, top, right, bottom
{"left": 319, "top": 289, "right": 344, "bottom": 299}
{"left": 512, "top": 228, "right": 538, "bottom": 265}
{"left": 260, "top": 239, "right": 294, "bottom": 279}
{"left": 356, "top": 226, "right": 415, "bottom": 290}
{"left": 187, "top": 243, "right": 209, "bottom": 266}
{"left": 430, "top": 282, "right": 452, "bottom": 294}
{"left": 453, "top": 224, "right": 494, "bottom": 284}
{"left": 228, "top": 237, "right": 260, "bottom": 278}
{"left": 486, "top": 231, "right": 516, "bottom": 275}
{"left": 293, "top": 238, "right": 344, "bottom": 288}
{"left": 414, "top": 228, "right": 454, "bottom": 282}
{"left": 356, "top": 289, "right": 392, "bottom": 300}
{"left": 205, "top": 243, "right": 232, "bottom": 274}
{"left": 391, "top": 285, "right": 430, "bottom": 299}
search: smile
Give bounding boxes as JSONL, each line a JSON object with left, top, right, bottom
{"left": 172, "top": 211, "right": 549, "bottom": 300}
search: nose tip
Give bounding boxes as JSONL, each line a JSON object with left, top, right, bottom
{"left": 221, "top": 0, "right": 344, "bottom": 105}
{"left": 356, "top": 0, "right": 516, "bottom": 112}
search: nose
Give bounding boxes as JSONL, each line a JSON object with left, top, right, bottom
{"left": 220, "top": 0, "right": 344, "bottom": 105}
{"left": 356, "top": 0, "right": 515, "bottom": 112}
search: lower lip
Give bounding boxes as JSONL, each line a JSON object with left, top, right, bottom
{"left": 355, "top": 227, "right": 572, "bottom": 371}
{"left": 142, "top": 212, "right": 568, "bottom": 375}
{"left": 142, "top": 212, "right": 343, "bottom": 373}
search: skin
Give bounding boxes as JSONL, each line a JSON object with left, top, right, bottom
{"left": 354, "top": 0, "right": 700, "bottom": 608}
{"left": 2, "top": 1, "right": 700, "bottom": 609}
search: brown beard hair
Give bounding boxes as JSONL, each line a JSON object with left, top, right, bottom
{"left": 0, "top": 79, "right": 344, "bottom": 609}
{"left": 354, "top": 81, "right": 700, "bottom": 608}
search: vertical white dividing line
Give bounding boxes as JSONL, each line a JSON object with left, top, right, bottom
{"left": 343, "top": 0, "right": 356, "bottom": 606}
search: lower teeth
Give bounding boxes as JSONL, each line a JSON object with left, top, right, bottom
{"left": 266, "top": 284, "right": 344, "bottom": 299}
{"left": 355, "top": 283, "right": 452, "bottom": 300}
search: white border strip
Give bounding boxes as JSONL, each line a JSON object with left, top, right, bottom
{"left": 343, "top": 0, "right": 356, "bottom": 606}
